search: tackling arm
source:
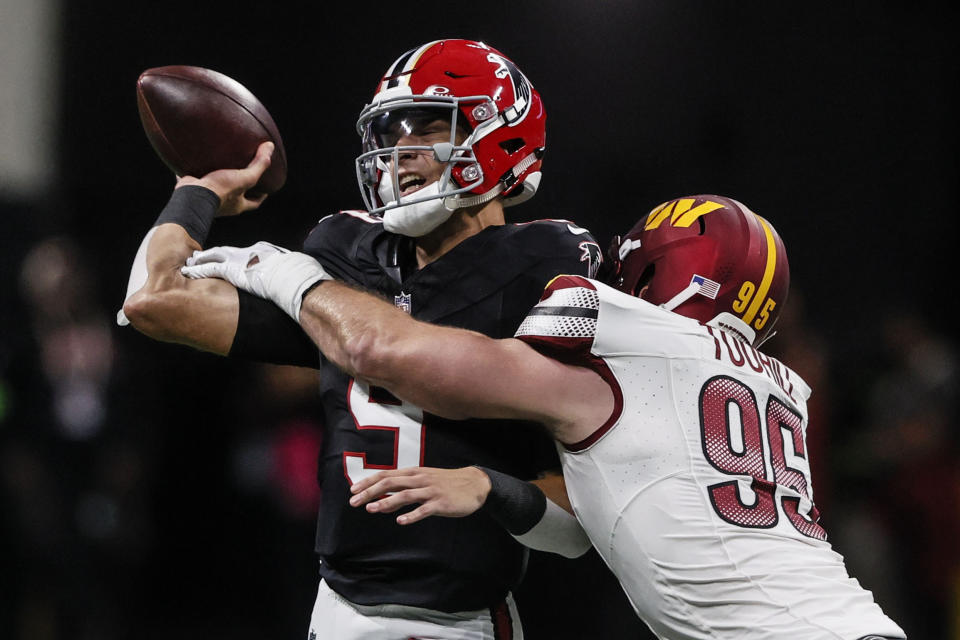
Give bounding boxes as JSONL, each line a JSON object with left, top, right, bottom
{"left": 179, "top": 243, "right": 614, "bottom": 441}
{"left": 298, "top": 278, "right": 612, "bottom": 441}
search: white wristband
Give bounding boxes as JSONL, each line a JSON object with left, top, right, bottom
{"left": 512, "top": 499, "right": 593, "bottom": 558}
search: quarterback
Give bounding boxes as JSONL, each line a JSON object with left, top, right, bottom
{"left": 122, "top": 39, "right": 609, "bottom": 639}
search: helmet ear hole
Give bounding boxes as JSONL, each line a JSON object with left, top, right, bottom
{"left": 499, "top": 138, "right": 525, "bottom": 154}
{"left": 634, "top": 264, "right": 655, "bottom": 297}
{"left": 601, "top": 235, "right": 623, "bottom": 284}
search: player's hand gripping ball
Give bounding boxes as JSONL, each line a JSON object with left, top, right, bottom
{"left": 136, "top": 65, "right": 287, "bottom": 196}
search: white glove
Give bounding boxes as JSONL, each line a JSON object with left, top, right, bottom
{"left": 181, "top": 241, "right": 331, "bottom": 321}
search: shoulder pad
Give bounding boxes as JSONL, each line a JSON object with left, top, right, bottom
{"left": 306, "top": 210, "right": 383, "bottom": 243}
{"left": 516, "top": 276, "right": 600, "bottom": 340}
{"left": 513, "top": 276, "right": 601, "bottom": 390}
{"left": 538, "top": 274, "right": 599, "bottom": 301}
{"left": 512, "top": 218, "right": 593, "bottom": 239}
{"left": 302, "top": 210, "right": 385, "bottom": 285}
{"left": 506, "top": 220, "right": 602, "bottom": 279}
{"left": 314, "top": 209, "right": 383, "bottom": 229}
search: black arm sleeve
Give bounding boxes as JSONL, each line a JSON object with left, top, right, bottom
{"left": 228, "top": 290, "right": 320, "bottom": 369}
{"left": 154, "top": 185, "right": 220, "bottom": 245}
{"left": 477, "top": 466, "right": 548, "bottom": 535}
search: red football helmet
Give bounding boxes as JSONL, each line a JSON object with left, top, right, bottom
{"left": 606, "top": 195, "right": 790, "bottom": 346}
{"left": 354, "top": 39, "right": 546, "bottom": 227}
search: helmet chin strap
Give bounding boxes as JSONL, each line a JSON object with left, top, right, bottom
{"left": 377, "top": 170, "right": 491, "bottom": 238}
{"left": 659, "top": 281, "right": 701, "bottom": 312}
{"left": 380, "top": 180, "right": 459, "bottom": 237}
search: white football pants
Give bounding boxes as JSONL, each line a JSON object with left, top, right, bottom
{"left": 307, "top": 579, "right": 524, "bottom": 640}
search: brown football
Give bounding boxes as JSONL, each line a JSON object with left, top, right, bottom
{"left": 136, "top": 65, "right": 287, "bottom": 195}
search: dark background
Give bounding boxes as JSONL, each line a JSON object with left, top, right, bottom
{"left": 1, "top": 2, "right": 957, "bottom": 638}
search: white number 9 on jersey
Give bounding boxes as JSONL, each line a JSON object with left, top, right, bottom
{"left": 343, "top": 379, "right": 426, "bottom": 486}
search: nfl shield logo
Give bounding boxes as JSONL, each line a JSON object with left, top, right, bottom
{"left": 394, "top": 291, "right": 412, "bottom": 314}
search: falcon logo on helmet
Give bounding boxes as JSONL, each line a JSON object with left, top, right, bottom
{"left": 579, "top": 241, "right": 603, "bottom": 279}
{"left": 605, "top": 195, "right": 789, "bottom": 347}
{"left": 484, "top": 52, "right": 532, "bottom": 124}
{"left": 354, "top": 39, "right": 547, "bottom": 237}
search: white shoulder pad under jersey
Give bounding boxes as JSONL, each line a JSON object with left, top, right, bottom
{"left": 515, "top": 275, "right": 904, "bottom": 640}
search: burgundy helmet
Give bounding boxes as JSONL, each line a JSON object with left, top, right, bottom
{"left": 606, "top": 195, "right": 790, "bottom": 346}
{"left": 355, "top": 39, "right": 546, "bottom": 215}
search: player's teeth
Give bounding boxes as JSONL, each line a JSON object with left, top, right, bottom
{"left": 401, "top": 175, "right": 424, "bottom": 190}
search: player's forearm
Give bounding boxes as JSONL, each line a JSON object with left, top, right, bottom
{"left": 122, "top": 224, "right": 239, "bottom": 354}
{"left": 140, "top": 222, "right": 201, "bottom": 291}
{"left": 299, "top": 279, "right": 591, "bottom": 427}
{"left": 298, "top": 280, "right": 421, "bottom": 385}
{"left": 121, "top": 188, "right": 239, "bottom": 354}
{"left": 481, "top": 467, "right": 591, "bottom": 558}
{"left": 299, "top": 280, "right": 502, "bottom": 419}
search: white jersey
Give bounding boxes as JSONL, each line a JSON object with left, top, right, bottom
{"left": 515, "top": 275, "right": 904, "bottom": 640}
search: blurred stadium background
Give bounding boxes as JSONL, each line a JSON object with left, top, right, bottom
{"left": 1, "top": 1, "right": 957, "bottom": 638}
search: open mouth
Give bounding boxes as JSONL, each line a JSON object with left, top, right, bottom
{"left": 398, "top": 173, "right": 428, "bottom": 196}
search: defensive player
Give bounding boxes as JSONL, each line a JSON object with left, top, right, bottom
{"left": 122, "top": 40, "right": 604, "bottom": 639}
{"left": 183, "top": 194, "right": 906, "bottom": 639}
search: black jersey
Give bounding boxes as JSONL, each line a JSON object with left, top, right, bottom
{"left": 300, "top": 210, "right": 601, "bottom": 612}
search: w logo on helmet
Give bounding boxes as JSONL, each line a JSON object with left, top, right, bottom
{"left": 644, "top": 198, "right": 725, "bottom": 230}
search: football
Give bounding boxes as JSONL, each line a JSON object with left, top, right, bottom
{"left": 136, "top": 65, "right": 287, "bottom": 195}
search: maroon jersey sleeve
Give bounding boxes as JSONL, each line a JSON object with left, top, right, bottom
{"left": 514, "top": 274, "right": 599, "bottom": 362}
